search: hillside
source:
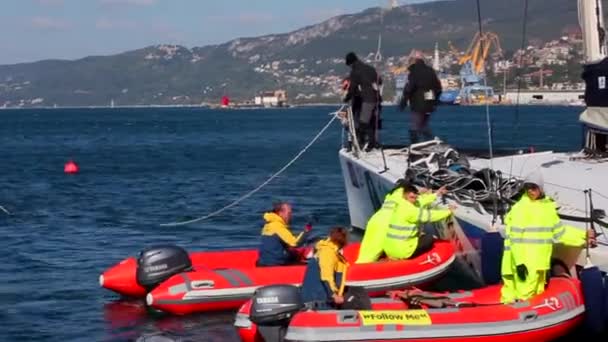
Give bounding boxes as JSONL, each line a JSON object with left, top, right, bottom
{"left": 0, "top": 0, "right": 604, "bottom": 107}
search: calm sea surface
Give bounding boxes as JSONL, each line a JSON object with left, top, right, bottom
{"left": 0, "top": 105, "right": 585, "bottom": 341}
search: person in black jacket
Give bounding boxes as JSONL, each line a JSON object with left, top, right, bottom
{"left": 399, "top": 52, "right": 442, "bottom": 144}
{"left": 343, "top": 52, "right": 380, "bottom": 151}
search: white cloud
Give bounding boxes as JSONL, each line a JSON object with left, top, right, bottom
{"left": 29, "top": 16, "right": 70, "bottom": 30}
{"left": 207, "top": 12, "right": 274, "bottom": 26}
{"left": 303, "top": 8, "right": 347, "bottom": 22}
{"left": 35, "top": 0, "right": 64, "bottom": 6}
{"left": 95, "top": 18, "right": 137, "bottom": 30}
{"left": 151, "top": 23, "right": 186, "bottom": 43}
{"left": 237, "top": 13, "right": 274, "bottom": 25}
{"left": 99, "top": 0, "right": 157, "bottom": 6}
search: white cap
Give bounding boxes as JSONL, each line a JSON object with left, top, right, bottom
{"left": 523, "top": 170, "right": 544, "bottom": 190}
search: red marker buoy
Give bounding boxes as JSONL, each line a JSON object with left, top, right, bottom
{"left": 64, "top": 160, "right": 79, "bottom": 174}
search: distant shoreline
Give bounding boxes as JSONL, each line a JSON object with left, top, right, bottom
{"left": 0, "top": 103, "right": 344, "bottom": 110}
{"left": 0, "top": 102, "right": 585, "bottom": 110}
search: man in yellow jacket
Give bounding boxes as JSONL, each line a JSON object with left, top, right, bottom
{"left": 356, "top": 180, "right": 447, "bottom": 263}
{"left": 500, "top": 171, "right": 596, "bottom": 303}
{"left": 257, "top": 202, "right": 311, "bottom": 266}
{"left": 383, "top": 184, "right": 454, "bottom": 260}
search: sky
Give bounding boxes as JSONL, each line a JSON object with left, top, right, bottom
{"left": 0, "top": 0, "right": 438, "bottom": 65}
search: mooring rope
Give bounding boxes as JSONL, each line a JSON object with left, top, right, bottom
{"left": 160, "top": 106, "right": 344, "bottom": 227}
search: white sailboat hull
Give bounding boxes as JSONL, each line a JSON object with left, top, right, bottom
{"left": 339, "top": 146, "right": 608, "bottom": 274}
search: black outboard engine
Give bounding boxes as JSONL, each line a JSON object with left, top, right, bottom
{"left": 135, "top": 245, "right": 192, "bottom": 291}
{"left": 250, "top": 285, "right": 304, "bottom": 342}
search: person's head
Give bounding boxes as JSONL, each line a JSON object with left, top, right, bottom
{"left": 389, "top": 178, "right": 409, "bottom": 194}
{"left": 408, "top": 50, "right": 425, "bottom": 66}
{"left": 328, "top": 226, "right": 349, "bottom": 249}
{"left": 345, "top": 52, "right": 358, "bottom": 67}
{"left": 523, "top": 183, "right": 543, "bottom": 200}
{"left": 401, "top": 184, "right": 419, "bottom": 203}
{"left": 523, "top": 170, "right": 544, "bottom": 201}
{"left": 272, "top": 201, "right": 292, "bottom": 223}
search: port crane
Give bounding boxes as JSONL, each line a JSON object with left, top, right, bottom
{"left": 452, "top": 32, "right": 503, "bottom": 85}
{"left": 449, "top": 32, "right": 503, "bottom": 104}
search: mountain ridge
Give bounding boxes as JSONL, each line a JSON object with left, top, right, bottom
{"left": 1, "top": 0, "right": 604, "bottom": 107}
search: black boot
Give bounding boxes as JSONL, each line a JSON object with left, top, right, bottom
{"left": 409, "top": 130, "right": 419, "bottom": 145}
{"left": 421, "top": 127, "right": 433, "bottom": 141}
{"left": 363, "top": 124, "right": 375, "bottom": 151}
{"left": 357, "top": 124, "right": 369, "bottom": 151}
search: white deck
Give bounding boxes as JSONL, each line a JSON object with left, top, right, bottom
{"left": 340, "top": 146, "right": 608, "bottom": 272}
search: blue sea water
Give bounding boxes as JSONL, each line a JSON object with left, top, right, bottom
{"left": 0, "top": 105, "right": 585, "bottom": 341}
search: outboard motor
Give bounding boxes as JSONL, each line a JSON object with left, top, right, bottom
{"left": 135, "top": 245, "right": 192, "bottom": 291}
{"left": 250, "top": 285, "right": 304, "bottom": 342}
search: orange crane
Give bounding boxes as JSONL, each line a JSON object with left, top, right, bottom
{"left": 454, "top": 32, "right": 503, "bottom": 75}
{"left": 390, "top": 65, "right": 409, "bottom": 75}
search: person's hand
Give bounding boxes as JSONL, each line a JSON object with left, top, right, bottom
{"left": 448, "top": 204, "right": 457, "bottom": 212}
{"left": 332, "top": 294, "right": 344, "bottom": 304}
{"left": 436, "top": 186, "right": 448, "bottom": 196}
{"left": 304, "top": 223, "right": 312, "bottom": 233}
{"left": 419, "top": 187, "right": 430, "bottom": 194}
{"left": 587, "top": 229, "right": 597, "bottom": 248}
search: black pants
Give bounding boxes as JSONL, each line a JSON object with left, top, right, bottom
{"left": 411, "top": 234, "right": 434, "bottom": 258}
{"left": 256, "top": 250, "right": 302, "bottom": 267}
{"left": 339, "top": 286, "right": 372, "bottom": 310}
{"left": 409, "top": 112, "right": 432, "bottom": 144}
{"left": 358, "top": 102, "right": 378, "bottom": 149}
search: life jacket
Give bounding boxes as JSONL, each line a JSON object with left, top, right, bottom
{"left": 300, "top": 239, "right": 348, "bottom": 308}
{"left": 500, "top": 194, "right": 586, "bottom": 303}
{"left": 356, "top": 189, "right": 402, "bottom": 263}
{"left": 383, "top": 196, "right": 450, "bottom": 260}
{"left": 257, "top": 212, "right": 304, "bottom": 266}
{"left": 501, "top": 195, "right": 586, "bottom": 274}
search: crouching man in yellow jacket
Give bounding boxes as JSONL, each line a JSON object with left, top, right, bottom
{"left": 356, "top": 180, "right": 447, "bottom": 263}
{"left": 383, "top": 183, "right": 454, "bottom": 260}
{"left": 500, "top": 171, "right": 597, "bottom": 303}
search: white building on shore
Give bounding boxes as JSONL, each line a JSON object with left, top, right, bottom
{"left": 254, "top": 90, "right": 288, "bottom": 107}
{"left": 503, "top": 89, "right": 585, "bottom": 105}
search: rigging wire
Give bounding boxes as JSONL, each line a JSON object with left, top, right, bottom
{"left": 509, "top": 0, "right": 530, "bottom": 178}
{"left": 474, "top": 0, "right": 499, "bottom": 225}
{"left": 160, "top": 107, "right": 343, "bottom": 227}
{"left": 374, "top": 5, "right": 384, "bottom": 64}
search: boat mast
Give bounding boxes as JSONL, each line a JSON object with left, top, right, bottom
{"left": 579, "top": 0, "right": 607, "bottom": 64}
{"left": 433, "top": 42, "right": 440, "bottom": 71}
{"left": 578, "top": 0, "right": 608, "bottom": 155}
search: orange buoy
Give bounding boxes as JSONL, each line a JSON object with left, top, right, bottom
{"left": 64, "top": 160, "right": 79, "bottom": 174}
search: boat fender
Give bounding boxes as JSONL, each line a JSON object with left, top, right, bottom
{"left": 580, "top": 265, "right": 606, "bottom": 334}
{"left": 480, "top": 232, "right": 503, "bottom": 285}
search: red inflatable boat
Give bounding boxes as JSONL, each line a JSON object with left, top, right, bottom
{"left": 146, "top": 241, "right": 455, "bottom": 315}
{"left": 235, "top": 276, "right": 584, "bottom": 342}
{"left": 100, "top": 240, "right": 455, "bottom": 315}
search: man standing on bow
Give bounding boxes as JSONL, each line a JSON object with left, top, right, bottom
{"left": 343, "top": 52, "right": 380, "bottom": 152}
{"left": 399, "top": 51, "right": 442, "bottom": 144}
